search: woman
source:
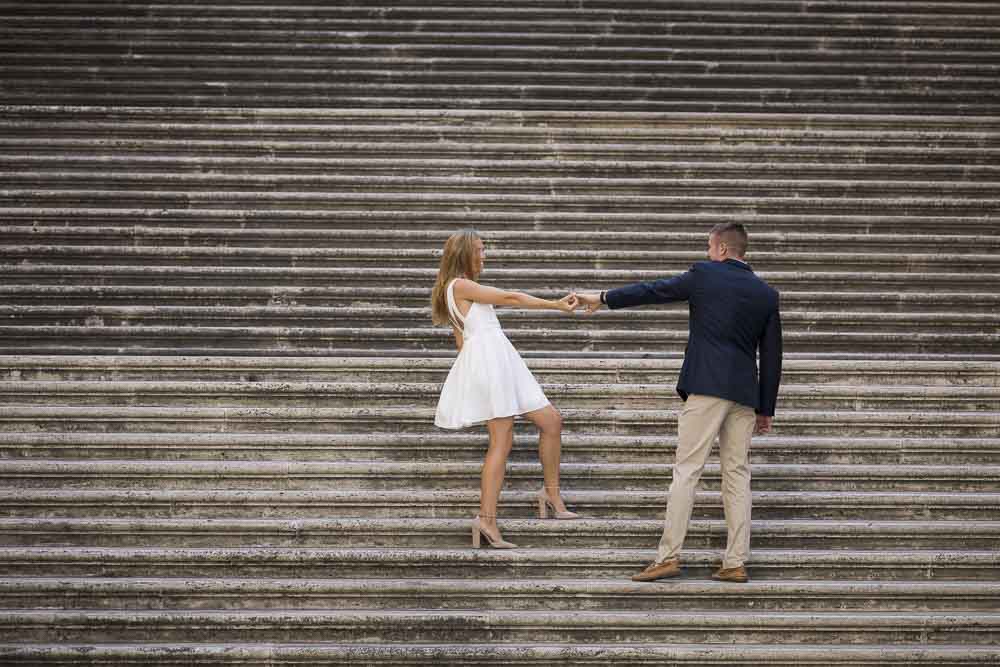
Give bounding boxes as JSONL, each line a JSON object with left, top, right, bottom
{"left": 432, "top": 229, "right": 580, "bottom": 549}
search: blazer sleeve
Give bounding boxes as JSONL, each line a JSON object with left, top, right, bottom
{"left": 757, "top": 303, "right": 783, "bottom": 416}
{"left": 604, "top": 267, "right": 696, "bottom": 310}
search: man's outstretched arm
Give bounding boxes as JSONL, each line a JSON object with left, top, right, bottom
{"left": 575, "top": 269, "right": 697, "bottom": 314}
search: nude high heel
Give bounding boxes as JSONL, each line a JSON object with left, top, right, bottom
{"left": 537, "top": 485, "right": 580, "bottom": 520}
{"left": 471, "top": 515, "right": 517, "bottom": 549}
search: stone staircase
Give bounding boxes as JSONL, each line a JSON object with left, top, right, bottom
{"left": 1, "top": 1, "right": 999, "bottom": 664}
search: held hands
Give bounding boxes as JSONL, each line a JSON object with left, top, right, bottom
{"left": 572, "top": 292, "right": 604, "bottom": 315}
{"left": 557, "top": 293, "right": 581, "bottom": 313}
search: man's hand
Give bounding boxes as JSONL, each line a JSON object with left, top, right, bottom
{"left": 754, "top": 415, "right": 773, "bottom": 435}
{"left": 557, "top": 293, "right": 580, "bottom": 313}
{"left": 574, "top": 292, "right": 604, "bottom": 315}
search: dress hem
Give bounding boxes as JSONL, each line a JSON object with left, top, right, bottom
{"left": 434, "top": 398, "right": 551, "bottom": 431}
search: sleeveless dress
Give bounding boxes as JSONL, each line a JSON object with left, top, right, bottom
{"left": 435, "top": 278, "right": 550, "bottom": 429}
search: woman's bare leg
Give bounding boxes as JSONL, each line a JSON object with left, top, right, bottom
{"left": 524, "top": 404, "right": 569, "bottom": 512}
{"left": 480, "top": 416, "right": 515, "bottom": 539}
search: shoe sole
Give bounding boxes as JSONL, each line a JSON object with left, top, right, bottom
{"left": 631, "top": 570, "right": 681, "bottom": 582}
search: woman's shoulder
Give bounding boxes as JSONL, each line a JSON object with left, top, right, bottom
{"left": 451, "top": 277, "right": 479, "bottom": 294}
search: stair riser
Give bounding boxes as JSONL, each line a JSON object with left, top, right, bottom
{"left": 5, "top": 444, "right": 995, "bottom": 466}
{"left": 5, "top": 392, "right": 996, "bottom": 412}
{"left": 6, "top": 143, "right": 998, "bottom": 160}
{"left": 7, "top": 17, "right": 1000, "bottom": 35}
{"left": 5, "top": 180, "right": 1000, "bottom": 201}
{"left": 3, "top": 192, "right": 998, "bottom": 216}
{"left": 3, "top": 94, "right": 998, "bottom": 114}
{"left": 4, "top": 42, "right": 1000, "bottom": 63}
{"left": 4, "top": 45, "right": 1000, "bottom": 68}
{"left": 2, "top": 291, "right": 999, "bottom": 314}
{"left": 2, "top": 74, "right": 999, "bottom": 99}
{"left": 2, "top": 588, "right": 994, "bottom": 613}
{"left": 0, "top": 621, "right": 995, "bottom": 645}
{"left": 12, "top": 4, "right": 994, "bottom": 17}
{"left": 4, "top": 475, "right": 994, "bottom": 493}
{"left": 7, "top": 312, "right": 998, "bottom": 335}
{"left": 3, "top": 500, "right": 988, "bottom": 522}
{"left": 3, "top": 333, "right": 997, "bottom": 355}
{"left": 0, "top": 213, "right": 993, "bottom": 235}
{"left": 3, "top": 418, "right": 993, "bottom": 437}
{"left": 6, "top": 559, "right": 993, "bottom": 581}
{"left": 1, "top": 645, "right": 995, "bottom": 667}
{"left": 5, "top": 272, "right": 996, "bottom": 293}
{"left": 6, "top": 232, "right": 1000, "bottom": 254}
{"left": 6, "top": 7, "right": 1000, "bottom": 24}
{"left": 7, "top": 255, "right": 1000, "bottom": 274}
{"left": 1, "top": 530, "right": 993, "bottom": 551}
{"left": 0, "top": 496, "right": 990, "bottom": 521}
{"left": 7, "top": 368, "right": 998, "bottom": 387}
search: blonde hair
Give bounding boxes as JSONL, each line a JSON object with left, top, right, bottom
{"left": 431, "top": 228, "right": 482, "bottom": 327}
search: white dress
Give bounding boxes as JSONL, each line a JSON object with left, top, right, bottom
{"left": 435, "top": 278, "right": 550, "bottom": 429}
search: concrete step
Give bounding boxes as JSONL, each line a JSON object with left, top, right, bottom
{"left": 0, "top": 546, "right": 995, "bottom": 580}
{"left": 5, "top": 82, "right": 995, "bottom": 114}
{"left": 3, "top": 1, "right": 998, "bottom": 19}
{"left": 0, "top": 206, "right": 992, "bottom": 234}
{"left": 4, "top": 105, "right": 996, "bottom": 129}
{"left": 4, "top": 356, "right": 997, "bottom": 387}
{"left": 1, "top": 92, "right": 996, "bottom": 115}
{"left": 4, "top": 432, "right": 998, "bottom": 465}
{"left": 2, "top": 642, "right": 998, "bottom": 666}
{"left": 1, "top": 608, "right": 998, "bottom": 644}
{"left": 6, "top": 27, "right": 998, "bottom": 53}
{"left": 3, "top": 576, "right": 997, "bottom": 612}
{"left": 3, "top": 191, "right": 996, "bottom": 223}
{"left": 3, "top": 405, "right": 994, "bottom": 437}
{"left": 2, "top": 517, "right": 997, "bottom": 550}
{"left": 5, "top": 131, "right": 997, "bottom": 156}
{"left": 4, "top": 305, "right": 996, "bottom": 337}
{"left": 11, "top": 168, "right": 995, "bottom": 193}
{"left": 3, "top": 284, "right": 996, "bottom": 314}
{"left": 2, "top": 459, "right": 996, "bottom": 492}
{"left": 4, "top": 488, "right": 993, "bottom": 521}
{"left": 7, "top": 11, "right": 1000, "bottom": 33}
{"left": 4, "top": 380, "right": 998, "bottom": 412}
{"left": 4, "top": 108, "right": 997, "bottom": 136}
{"left": 2, "top": 324, "right": 995, "bottom": 355}
{"left": 5, "top": 65, "right": 1000, "bottom": 96}
{"left": 4, "top": 117, "right": 996, "bottom": 145}
{"left": 6, "top": 265, "right": 996, "bottom": 293}
{"left": 5, "top": 245, "right": 998, "bottom": 273}
{"left": 0, "top": 84, "right": 997, "bottom": 116}
{"left": 3, "top": 187, "right": 997, "bottom": 215}
{"left": 16, "top": 52, "right": 1000, "bottom": 80}
{"left": 5, "top": 28, "right": 998, "bottom": 54}
{"left": 5, "top": 227, "right": 999, "bottom": 254}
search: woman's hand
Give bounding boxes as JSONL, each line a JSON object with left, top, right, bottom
{"left": 557, "top": 293, "right": 580, "bottom": 313}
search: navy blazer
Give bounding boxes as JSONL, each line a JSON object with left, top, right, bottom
{"left": 606, "top": 259, "right": 782, "bottom": 416}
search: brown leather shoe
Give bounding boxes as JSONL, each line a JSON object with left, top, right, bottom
{"left": 711, "top": 565, "right": 749, "bottom": 583}
{"left": 630, "top": 558, "right": 681, "bottom": 582}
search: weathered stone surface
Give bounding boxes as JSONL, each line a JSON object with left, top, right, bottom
{"left": 2, "top": 0, "right": 999, "bottom": 662}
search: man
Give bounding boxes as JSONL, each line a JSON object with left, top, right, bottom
{"left": 575, "top": 223, "right": 781, "bottom": 583}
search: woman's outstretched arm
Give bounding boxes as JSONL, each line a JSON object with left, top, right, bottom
{"left": 453, "top": 279, "right": 577, "bottom": 312}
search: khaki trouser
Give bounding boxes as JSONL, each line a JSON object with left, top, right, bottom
{"left": 656, "top": 394, "right": 756, "bottom": 569}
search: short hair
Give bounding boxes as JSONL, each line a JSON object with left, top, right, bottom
{"left": 710, "top": 223, "right": 748, "bottom": 257}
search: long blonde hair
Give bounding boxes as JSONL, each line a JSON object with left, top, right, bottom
{"left": 431, "top": 228, "right": 481, "bottom": 327}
